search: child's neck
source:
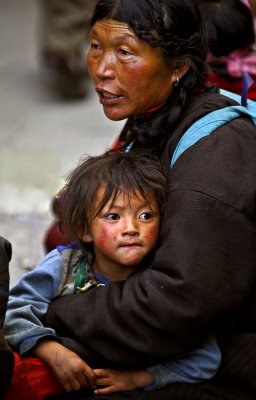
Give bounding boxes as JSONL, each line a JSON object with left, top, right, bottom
{"left": 92, "top": 259, "right": 138, "bottom": 282}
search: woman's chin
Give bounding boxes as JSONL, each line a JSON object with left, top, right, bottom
{"left": 103, "top": 107, "right": 130, "bottom": 121}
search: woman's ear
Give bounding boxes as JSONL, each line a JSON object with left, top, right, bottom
{"left": 172, "top": 62, "right": 190, "bottom": 85}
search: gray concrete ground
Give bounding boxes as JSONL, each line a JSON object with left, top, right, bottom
{"left": 0, "top": 0, "right": 123, "bottom": 286}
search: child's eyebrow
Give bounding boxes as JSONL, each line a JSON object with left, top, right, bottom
{"left": 107, "top": 201, "right": 152, "bottom": 211}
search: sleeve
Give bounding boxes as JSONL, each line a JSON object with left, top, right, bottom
{"left": 144, "top": 335, "right": 221, "bottom": 391}
{"left": 45, "top": 119, "right": 256, "bottom": 368}
{"left": 3, "top": 249, "right": 64, "bottom": 354}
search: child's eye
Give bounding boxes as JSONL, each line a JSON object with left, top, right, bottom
{"left": 139, "top": 212, "right": 153, "bottom": 220}
{"left": 105, "top": 213, "right": 120, "bottom": 221}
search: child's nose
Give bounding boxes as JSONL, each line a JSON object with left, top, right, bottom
{"left": 122, "top": 219, "right": 139, "bottom": 237}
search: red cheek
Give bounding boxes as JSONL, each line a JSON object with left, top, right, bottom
{"left": 146, "top": 226, "right": 159, "bottom": 245}
{"left": 95, "top": 227, "right": 115, "bottom": 251}
{"left": 121, "top": 64, "right": 151, "bottom": 84}
{"left": 95, "top": 235, "right": 108, "bottom": 251}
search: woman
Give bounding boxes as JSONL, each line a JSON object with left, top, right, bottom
{"left": 29, "top": 0, "right": 256, "bottom": 398}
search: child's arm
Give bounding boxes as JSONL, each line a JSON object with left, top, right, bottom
{"left": 145, "top": 334, "right": 221, "bottom": 390}
{"left": 93, "top": 334, "right": 221, "bottom": 394}
{"left": 33, "top": 339, "right": 96, "bottom": 392}
{"left": 3, "top": 250, "right": 66, "bottom": 354}
{"left": 93, "top": 368, "right": 154, "bottom": 394}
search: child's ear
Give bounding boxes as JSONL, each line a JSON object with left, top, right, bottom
{"left": 81, "top": 231, "right": 93, "bottom": 243}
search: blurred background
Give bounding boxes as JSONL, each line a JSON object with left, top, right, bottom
{"left": 0, "top": 0, "right": 123, "bottom": 286}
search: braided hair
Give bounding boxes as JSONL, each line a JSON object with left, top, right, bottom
{"left": 90, "top": 0, "right": 208, "bottom": 152}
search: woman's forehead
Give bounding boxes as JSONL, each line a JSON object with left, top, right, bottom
{"left": 90, "top": 19, "right": 136, "bottom": 40}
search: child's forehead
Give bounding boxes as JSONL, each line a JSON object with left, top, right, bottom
{"left": 95, "top": 185, "right": 156, "bottom": 207}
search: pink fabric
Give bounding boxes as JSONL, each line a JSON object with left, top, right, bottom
{"left": 207, "top": 50, "right": 256, "bottom": 78}
{"left": 242, "top": 0, "right": 250, "bottom": 8}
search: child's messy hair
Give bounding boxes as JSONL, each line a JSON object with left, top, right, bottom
{"left": 57, "top": 149, "right": 168, "bottom": 243}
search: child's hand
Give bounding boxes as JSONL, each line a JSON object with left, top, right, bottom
{"left": 93, "top": 368, "right": 154, "bottom": 394}
{"left": 33, "top": 340, "right": 96, "bottom": 392}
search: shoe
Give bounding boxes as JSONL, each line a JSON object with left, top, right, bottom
{"left": 42, "top": 50, "right": 88, "bottom": 100}
{"left": 0, "top": 237, "right": 12, "bottom": 329}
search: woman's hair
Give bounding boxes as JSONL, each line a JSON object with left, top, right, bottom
{"left": 197, "top": 0, "right": 255, "bottom": 57}
{"left": 90, "top": 0, "right": 208, "bottom": 152}
{"left": 58, "top": 150, "right": 168, "bottom": 243}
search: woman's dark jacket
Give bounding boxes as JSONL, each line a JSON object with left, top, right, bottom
{"left": 45, "top": 91, "right": 256, "bottom": 398}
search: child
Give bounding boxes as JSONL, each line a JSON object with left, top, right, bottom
{"left": 3, "top": 150, "right": 221, "bottom": 398}
{"left": 198, "top": 0, "right": 256, "bottom": 99}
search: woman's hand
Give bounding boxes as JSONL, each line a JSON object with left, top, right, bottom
{"left": 93, "top": 368, "right": 154, "bottom": 394}
{"left": 33, "top": 339, "right": 96, "bottom": 392}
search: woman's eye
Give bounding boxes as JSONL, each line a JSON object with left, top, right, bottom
{"left": 118, "top": 48, "right": 132, "bottom": 56}
{"left": 90, "top": 42, "right": 100, "bottom": 50}
{"left": 105, "top": 213, "right": 120, "bottom": 221}
{"left": 139, "top": 212, "right": 153, "bottom": 220}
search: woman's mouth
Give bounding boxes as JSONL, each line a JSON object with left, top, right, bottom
{"left": 102, "top": 92, "right": 119, "bottom": 99}
{"left": 97, "top": 90, "right": 123, "bottom": 105}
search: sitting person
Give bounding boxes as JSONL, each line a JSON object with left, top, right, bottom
{"left": 43, "top": 0, "right": 256, "bottom": 254}
{"left": 0, "top": 237, "right": 14, "bottom": 397}
{"left": 39, "top": 1, "right": 256, "bottom": 399}
{"left": 198, "top": 0, "right": 256, "bottom": 98}
{"left": 3, "top": 150, "right": 221, "bottom": 399}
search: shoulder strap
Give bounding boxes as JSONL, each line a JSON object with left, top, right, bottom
{"left": 170, "top": 87, "right": 256, "bottom": 168}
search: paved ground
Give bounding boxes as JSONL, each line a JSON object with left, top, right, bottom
{"left": 0, "top": 0, "right": 123, "bottom": 285}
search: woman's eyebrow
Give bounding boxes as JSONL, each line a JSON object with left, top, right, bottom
{"left": 113, "top": 33, "right": 137, "bottom": 43}
{"left": 90, "top": 29, "right": 137, "bottom": 44}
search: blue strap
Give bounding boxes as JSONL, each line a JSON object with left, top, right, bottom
{"left": 170, "top": 87, "right": 256, "bottom": 168}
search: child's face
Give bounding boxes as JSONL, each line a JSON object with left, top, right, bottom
{"left": 82, "top": 187, "right": 160, "bottom": 276}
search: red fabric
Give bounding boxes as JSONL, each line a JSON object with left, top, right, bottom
{"left": 110, "top": 135, "right": 122, "bottom": 149}
{"left": 4, "top": 352, "right": 63, "bottom": 400}
{"left": 43, "top": 195, "right": 71, "bottom": 252}
{"left": 44, "top": 222, "right": 70, "bottom": 253}
{"left": 207, "top": 72, "right": 256, "bottom": 100}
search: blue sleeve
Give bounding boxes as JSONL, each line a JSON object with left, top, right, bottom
{"left": 145, "top": 334, "right": 221, "bottom": 391}
{"left": 3, "top": 249, "right": 64, "bottom": 354}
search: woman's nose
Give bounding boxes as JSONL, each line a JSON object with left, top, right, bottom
{"left": 96, "top": 52, "right": 116, "bottom": 79}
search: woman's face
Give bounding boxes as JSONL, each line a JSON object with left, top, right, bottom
{"left": 87, "top": 19, "right": 175, "bottom": 121}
